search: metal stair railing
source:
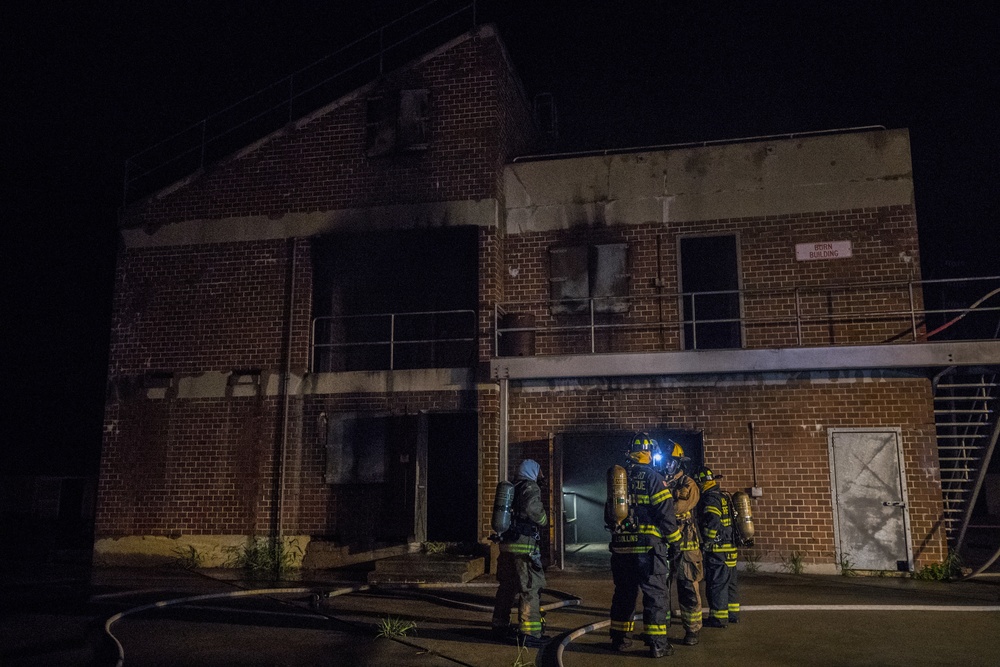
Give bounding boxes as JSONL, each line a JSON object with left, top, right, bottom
{"left": 934, "top": 369, "right": 999, "bottom": 548}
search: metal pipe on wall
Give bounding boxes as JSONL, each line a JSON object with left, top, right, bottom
{"left": 276, "top": 238, "right": 298, "bottom": 541}
{"left": 499, "top": 377, "right": 509, "bottom": 481}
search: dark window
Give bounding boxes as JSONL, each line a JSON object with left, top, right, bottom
{"left": 549, "top": 243, "right": 629, "bottom": 314}
{"left": 365, "top": 89, "right": 430, "bottom": 156}
{"left": 679, "top": 235, "right": 742, "bottom": 349}
{"left": 311, "top": 228, "right": 478, "bottom": 371}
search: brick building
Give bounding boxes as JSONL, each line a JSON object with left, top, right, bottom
{"left": 97, "top": 23, "right": 1000, "bottom": 573}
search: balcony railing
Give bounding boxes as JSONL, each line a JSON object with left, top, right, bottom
{"left": 311, "top": 309, "right": 477, "bottom": 372}
{"left": 494, "top": 276, "right": 1000, "bottom": 358}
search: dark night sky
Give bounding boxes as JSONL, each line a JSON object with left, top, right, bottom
{"left": 5, "top": 1, "right": 999, "bottom": 474}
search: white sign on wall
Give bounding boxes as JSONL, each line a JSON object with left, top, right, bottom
{"left": 795, "top": 240, "right": 853, "bottom": 261}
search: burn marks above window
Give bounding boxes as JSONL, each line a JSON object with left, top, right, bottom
{"left": 549, "top": 242, "right": 630, "bottom": 314}
{"left": 366, "top": 89, "right": 430, "bottom": 157}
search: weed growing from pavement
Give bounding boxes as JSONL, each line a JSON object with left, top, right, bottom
{"left": 423, "top": 541, "right": 448, "bottom": 554}
{"left": 375, "top": 616, "right": 417, "bottom": 639}
{"left": 912, "top": 551, "right": 963, "bottom": 581}
{"left": 838, "top": 552, "right": 856, "bottom": 576}
{"left": 224, "top": 537, "right": 302, "bottom": 579}
{"left": 742, "top": 549, "right": 762, "bottom": 574}
{"left": 782, "top": 550, "right": 805, "bottom": 574}
{"left": 511, "top": 637, "right": 536, "bottom": 667}
{"left": 171, "top": 544, "right": 203, "bottom": 569}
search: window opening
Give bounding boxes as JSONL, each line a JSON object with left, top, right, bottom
{"left": 679, "top": 235, "right": 742, "bottom": 349}
{"left": 549, "top": 242, "right": 629, "bottom": 314}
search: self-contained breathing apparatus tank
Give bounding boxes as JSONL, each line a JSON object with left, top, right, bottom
{"left": 607, "top": 465, "right": 630, "bottom": 528}
{"left": 491, "top": 480, "right": 515, "bottom": 536}
{"left": 730, "top": 489, "right": 755, "bottom": 546}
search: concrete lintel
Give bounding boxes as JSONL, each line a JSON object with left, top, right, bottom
{"left": 121, "top": 199, "right": 499, "bottom": 248}
{"left": 491, "top": 340, "right": 1000, "bottom": 381}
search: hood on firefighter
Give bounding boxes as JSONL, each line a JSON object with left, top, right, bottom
{"left": 517, "top": 459, "right": 541, "bottom": 482}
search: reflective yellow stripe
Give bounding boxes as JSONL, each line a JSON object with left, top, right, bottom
{"left": 612, "top": 546, "right": 652, "bottom": 554}
{"left": 520, "top": 621, "right": 543, "bottom": 633}
{"left": 705, "top": 506, "right": 722, "bottom": 516}
{"left": 638, "top": 524, "right": 663, "bottom": 537}
{"left": 646, "top": 624, "right": 668, "bottom": 636}
{"left": 650, "top": 488, "right": 673, "bottom": 504}
{"left": 634, "top": 494, "right": 650, "bottom": 504}
{"left": 712, "top": 609, "right": 728, "bottom": 620}
{"left": 500, "top": 543, "right": 539, "bottom": 554}
{"left": 728, "top": 603, "right": 740, "bottom": 613}
{"left": 664, "top": 529, "right": 682, "bottom": 544}
{"left": 610, "top": 620, "right": 634, "bottom": 632}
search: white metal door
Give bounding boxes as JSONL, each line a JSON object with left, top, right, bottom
{"left": 828, "top": 428, "right": 913, "bottom": 571}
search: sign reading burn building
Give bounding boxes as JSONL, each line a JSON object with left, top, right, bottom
{"left": 795, "top": 240, "right": 853, "bottom": 261}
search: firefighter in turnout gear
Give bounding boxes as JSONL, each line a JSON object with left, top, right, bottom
{"left": 696, "top": 466, "right": 740, "bottom": 628}
{"left": 492, "top": 459, "right": 549, "bottom": 646}
{"left": 605, "top": 433, "right": 683, "bottom": 658}
{"left": 662, "top": 442, "right": 704, "bottom": 646}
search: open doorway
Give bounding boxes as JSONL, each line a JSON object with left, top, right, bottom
{"left": 425, "top": 412, "right": 479, "bottom": 543}
{"left": 558, "top": 428, "right": 704, "bottom": 569}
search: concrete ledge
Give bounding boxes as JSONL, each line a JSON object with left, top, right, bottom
{"left": 367, "top": 553, "right": 486, "bottom": 584}
{"left": 301, "top": 541, "right": 411, "bottom": 570}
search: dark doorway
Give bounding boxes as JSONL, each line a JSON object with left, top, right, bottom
{"left": 559, "top": 428, "right": 704, "bottom": 565}
{"left": 561, "top": 432, "right": 630, "bottom": 546}
{"left": 679, "top": 235, "right": 742, "bottom": 349}
{"left": 426, "top": 412, "right": 478, "bottom": 542}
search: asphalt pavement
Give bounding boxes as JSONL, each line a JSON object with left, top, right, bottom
{"left": 2, "top": 551, "right": 1000, "bottom": 667}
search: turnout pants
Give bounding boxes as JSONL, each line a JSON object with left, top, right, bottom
{"left": 675, "top": 548, "right": 704, "bottom": 632}
{"left": 704, "top": 550, "right": 739, "bottom": 624}
{"left": 609, "top": 550, "right": 671, "bottom": 650}
{"left": 492, "top": 551, "right": 546, "bottom": 637}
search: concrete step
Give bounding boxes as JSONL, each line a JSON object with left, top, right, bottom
{"left": 367, "top": 553, "right": 485, "bottom": 584}
{"left": 301, "top": 541, "right": 410, "bottom": 570}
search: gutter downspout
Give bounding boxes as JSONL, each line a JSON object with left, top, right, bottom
{"left": 499, "top": 377, "right": 509, "bottom": 481}
{"left": 277, "top": 238, "right": 298, "bottom": 544}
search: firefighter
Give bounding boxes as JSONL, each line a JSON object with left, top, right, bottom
{"left": 662, "top": 442, "right": 704, "bottom": 646}
{"left": 492, "top": 459, "right": 549, "bottom": 646}
{"left": 696, "top": 466, "right": 740, "bottom": 628}
{"left": 605, "top": 433, "right": 683, "bottom": 658}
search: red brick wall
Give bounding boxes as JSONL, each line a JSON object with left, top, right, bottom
{"left": 501, "top": 205, "right": 923, "bottom": 356}
{"left": 99, "top": 27, "right": 537, "bottom": 544}
{"left": 106, "top": 239, "right": 312, "bottom": 374}
{"left": 122, "top": 29, "right": 537, "bottom": 229}
{"left": 98, "top": 396, "right": 280, "bottom": 536}
{"left": 502, "top": 377, "right": 946, "bottom": 569}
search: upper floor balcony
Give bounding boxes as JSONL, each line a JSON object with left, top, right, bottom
{"left": 309, "top": 276, "right": 1000, "bottom": 378}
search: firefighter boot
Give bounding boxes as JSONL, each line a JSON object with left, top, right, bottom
{"left": 682, "top": 630, "right": 699, "bottom": 646}
{"left": 610, "top": 635, "right": 633, "bottom": 652}
{"left": 650, "top": 641, "right": 674, "bottom": 658}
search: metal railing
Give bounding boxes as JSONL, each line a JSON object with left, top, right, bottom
{"left": 311, "top": 309, "right": 477, "bottom": 372}
{"left": 494, "top": 276, "right": 1000, "bottom": 357}
{"left": 123, "top": 0, "right": 478, "bottom": 205}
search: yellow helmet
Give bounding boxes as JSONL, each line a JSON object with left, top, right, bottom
{"left": 696, "top": 466, "right": 721, "bottom": 489}
{"left": 629, "top": 432, "right": 660, "bottom": 465}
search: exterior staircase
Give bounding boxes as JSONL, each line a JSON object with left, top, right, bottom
{"left": 933, "top": 369, "right": 1000, "bottom": 548}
